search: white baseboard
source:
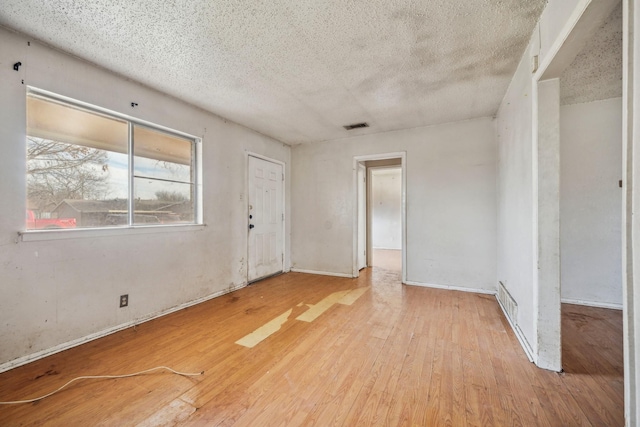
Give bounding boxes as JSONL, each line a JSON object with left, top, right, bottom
{"left": 290, "top": 268, "right": 353, "bottom": 278}
{"left": 0, "top": 282, "right": 247, "bottom": 374}
{"left": 371, "top": 247, "right": 402, "bottom": 251}
{"left": 561, "top": 298, "right": 623, "bottom": 310}
{"left": 495, "top": 296, "right": 535, "bottom": 363}
{"left": 403, "top": 280, "right": 496, "bottom": 295}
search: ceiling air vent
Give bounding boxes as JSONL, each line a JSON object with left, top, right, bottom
{"left": 343, "top": 122, "right": 369, "bottom": 130}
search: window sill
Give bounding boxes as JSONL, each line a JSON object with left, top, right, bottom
{"left": 19, "top": 223, "right": 206, "bottom": 242}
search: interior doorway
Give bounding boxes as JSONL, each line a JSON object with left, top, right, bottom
{"left": 369, "top": 166, "right": 402, "bottom": 272}
{"left": 352, "top": 152, "right": 406, "bottom": 281}
{"left": 557, "top": 0, "right": 623, "bottom": 393}
{"left": 533, "top": 0, "right": 621, "bottom": 372}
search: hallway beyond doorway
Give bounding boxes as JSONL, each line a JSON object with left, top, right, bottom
{"left": 371, "top": 248, "right": 401, "bottom": 272}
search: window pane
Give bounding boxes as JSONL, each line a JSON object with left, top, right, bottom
{"left": 134, "top": 178, "right": 194, "bottom": 224}
{"left": 26, "top": 95, "right": 129, "bottom": 229}
{"left": 133, "top": 126, "right": 192, "bottom": 171}
{"left": 133, "top": 126, "right": 194, "bottom": 225}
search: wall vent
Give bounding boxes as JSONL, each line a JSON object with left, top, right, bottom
{"left": 497, "top": 281, "right": 518, "bottom": 325}
{"left": 343, "top": 122, "right": 369, "bottom": 130}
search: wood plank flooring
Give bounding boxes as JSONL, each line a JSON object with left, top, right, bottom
{"left": 0, "top": 264, "right": 623, "bottom": 426}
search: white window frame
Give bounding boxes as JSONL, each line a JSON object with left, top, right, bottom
{"left": 21, "top": 87, "right": 203, "bottom": 240}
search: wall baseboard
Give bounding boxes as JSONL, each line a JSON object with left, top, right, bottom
{"left": 403, "top": 280, "right": 496, "bottom": 295}
{"left": 561, "top": 298, "right": 623, "bottom": 310}
{"left": 495, "top": 295, "right": 535, "bottom": 363}
{"left": 290, "top": 268, "right": 353, "bottom": 278}
{"left": 0, "top": 282, "right": 247, "bottom": 374}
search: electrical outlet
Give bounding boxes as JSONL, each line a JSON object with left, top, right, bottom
{"left": 120, "top": 294, "right": 129, "bottom": 308}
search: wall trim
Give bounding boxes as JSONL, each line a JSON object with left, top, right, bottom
{"left": 535, "top": 0, "right": 590, "bottom": 80}
{"left": 290, "top": 268, "right": 352, "bottom": 278}
{"left": 0, "top": 282, "right": 247, "bottom": 374}
{"left": 561, "top": 298, "right": 623, "bottom": 310}
{"left": 403, "top": 280, "right": 496, "bottom": 295}
{"left": 496, "top": 296, "right": 536, "bottom": 363}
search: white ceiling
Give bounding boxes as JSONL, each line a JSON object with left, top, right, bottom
{"left": 561, "top": 2, "right": 622, "bottom": 106}
{"left": 0, "top": 0, "right": 548, "bottom": 145}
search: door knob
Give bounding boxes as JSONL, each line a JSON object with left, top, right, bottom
{"left": 249, "top": 224, "right": 255, "bottom": 229}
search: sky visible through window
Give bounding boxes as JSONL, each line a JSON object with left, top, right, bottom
{"left": 106, "top": 152, "right": 191, "bottom": 200}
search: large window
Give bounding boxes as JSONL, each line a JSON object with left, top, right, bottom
{"left": 26, "top": 89, "right": 200, "bottom": 230}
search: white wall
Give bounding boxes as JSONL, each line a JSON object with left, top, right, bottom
{"left": 370, "top": 168, "right": 402, "bottom": 250}
{"left": 560, "top": 97, "right": 622, "bottom": 308}
{"left": 291, "top": 117, "right": 497, "bottom": 291}
{"left": 0, "top": 27, "right": 291, "bottom": 370}
{"left": 497, "top": 46, "right": 538, "bottom": 350}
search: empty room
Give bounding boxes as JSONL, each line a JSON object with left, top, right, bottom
{"left": 1, "top": 0, "right": 639, "bottom": 426}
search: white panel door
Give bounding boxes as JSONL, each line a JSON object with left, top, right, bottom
{"left": 248, "top": 155, "right": 284, "bottom": 282}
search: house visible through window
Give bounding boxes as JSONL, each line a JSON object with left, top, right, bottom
{"left": 26, "top": 89, "right": 199, "bottom": 230}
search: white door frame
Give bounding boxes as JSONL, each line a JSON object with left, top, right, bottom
{"left": 246, "top": 151, "right": 286, "bottom": 283}
{"left": 622, "top": 1, "right": 640, "bottom": 422}
{"left": 357, "top": 163, "right": 367, "bottom": 270}
{"left": 352, "top": 152, "right": 407, "bottom": 282}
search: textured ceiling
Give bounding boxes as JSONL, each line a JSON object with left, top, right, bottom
{"left": 560, "top": 2, "right": 622, "bottom": 106}
{"left": 0, "top": 0, "right": 547, "bottom": 144}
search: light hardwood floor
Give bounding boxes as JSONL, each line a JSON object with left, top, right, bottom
{"left": 0, "top": 263, "right": 623, "bottom": 426}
